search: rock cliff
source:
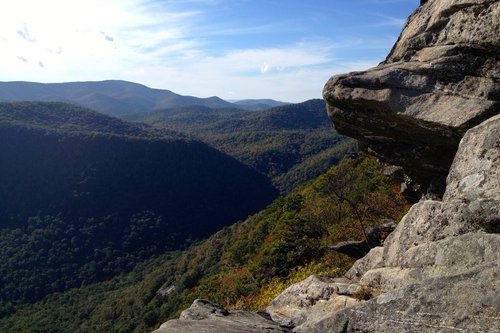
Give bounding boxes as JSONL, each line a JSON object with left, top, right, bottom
{"left": 153, "top": 0, "right": 499, "bottom": 332}
{"left": 280, "top": 113, "right": 499, "bottom": 332}
{"left": 323, "top": 0, "right": 499, "bottom": 195}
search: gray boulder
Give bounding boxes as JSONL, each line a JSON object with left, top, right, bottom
{"left": 266, "top": 275, "right": 361, "bottom": 329}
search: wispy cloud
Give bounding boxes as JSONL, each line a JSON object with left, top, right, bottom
{"left": 194, "top": 22, "right": 293, "bottom": 37}
{"left": 124, "top": 42, "right": 380, "bottom": 102}
{"left": 0, "top": 0, "right": 202, "bottom": 75}
{"left": 197, "top": 42, "right": 335, "bottom": 75}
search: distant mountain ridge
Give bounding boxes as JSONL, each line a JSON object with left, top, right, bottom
{"left": 233, "top": 99, "right": 289, "bottom": 110}
{"left": 0, "top": 80, "right": 242, "bottom": 116}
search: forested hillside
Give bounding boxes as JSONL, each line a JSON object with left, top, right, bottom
{"left": 0, "top": 102, "right": 277, "bottom": 311}
{"left": 131, "top": 99, "right": 355, "bottom": 192}
{"left": 0, "top": 156, "right": 409, "bottom": 332}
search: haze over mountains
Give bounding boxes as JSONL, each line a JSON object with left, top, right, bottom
{"left": 0, "top": 80, "right": 288, "bottom": 116}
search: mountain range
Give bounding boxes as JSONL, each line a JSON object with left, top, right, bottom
{"left": 0, "top": 80, "right": 287, "bottom": 116}
{"left": 0, "top": 79, "right": 352, "bottom": 193}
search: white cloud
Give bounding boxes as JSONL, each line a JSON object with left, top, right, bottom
{"left": 260, "top": 63, "right": 270, "bottom": 74}
{"left": 125, "top": 44, "right": 380, "bottom": 102}
{"left": 0, "top": 0, "right": 200, "bottom": 77}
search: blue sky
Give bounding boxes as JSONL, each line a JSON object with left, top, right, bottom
{"left": 0, "top": 0, "right": 418, "bottom": 102}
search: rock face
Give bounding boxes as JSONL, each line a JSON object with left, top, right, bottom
{"left": 265, "top": 275, "right": 361, "bottom": 330}
{"left": 310, "top": 262, "right": 500, "bottom": 333}
{"left": 323, "top": 0, "right": 499, "bottom": 194}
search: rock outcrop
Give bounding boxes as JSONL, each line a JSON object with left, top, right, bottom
{"left": 296, "top": 113, "right": 500, "bottom": 332}
{"left": 323, "top": 0, "right": 499, "bottom": 194}
{"left": 153, "top": 299, "right": 291, "bottom": 333}
{"left": 265, "top": 275, "right": 361, "bottom": 330}
{"left": 153, "top": 1, "right": 499, "bottom": 332}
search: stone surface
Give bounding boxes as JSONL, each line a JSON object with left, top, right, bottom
{"left": 266, "top": 275, "right": 361, "bottom": 328}
{"left": 323, "top": 0, "right": 499, "bottom": 193}
{"left": 304, "top": 262, "right": 500, "bottom": 333}
{"left": 445, "top": 114, "right": 500, "bottom": 202}
{"left": 344, "top": 246, "right": 385, "bottom": 281}
{"left": 152, "top": 299, "right": 290, "bottom": 333}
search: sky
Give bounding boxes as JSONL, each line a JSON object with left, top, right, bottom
{"left": 0, "top": 0, "right": 418, "bottom": 102}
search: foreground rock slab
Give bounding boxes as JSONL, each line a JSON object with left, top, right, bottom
{"left": 266, "top": 275, "right": 361, "bottom": 330}
{"left": 152, "top": 299, "right": 290, "bottom": 333}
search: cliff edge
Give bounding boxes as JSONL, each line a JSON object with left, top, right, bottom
{"left": 153, "top": 1, "right": 499, "bottom": 332}
{"left": 323, "top": 0, "right": 499, "bottom": 195}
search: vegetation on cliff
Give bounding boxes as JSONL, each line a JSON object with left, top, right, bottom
{"left": 0, "top": 156, "right": 408, "bottom": 332}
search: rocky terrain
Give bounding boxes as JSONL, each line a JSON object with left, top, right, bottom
{"left": 153, "top": 0, "right": 499, "bottom": 332}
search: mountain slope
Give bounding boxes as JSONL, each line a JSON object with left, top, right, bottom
{"left": 0, "top": 156, "right": 408, "bottom": 332}
{"left": 0, "top": 101, "right": 278, "bottom": 308}
{"left": 0, "top": 81, "right": 238, "bottom": 116}
{"left": 134, "top": 99, "right": 356, "bottom": 192}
